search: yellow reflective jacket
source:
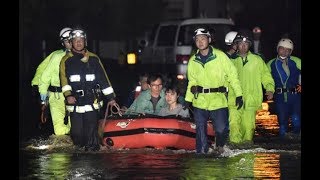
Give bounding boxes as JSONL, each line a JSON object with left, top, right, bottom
{"left": 38, "top": 50, "right": 67, "bottom": 94}
{"left": 185, "top": 46, "right": 243, "bottom": 110}
{"left": 228, "top": 51, "right": 275, "bottom": 110}
{"left": 31, "top": 50, "right": 63, "bottom": 86}
{"left": 291, "top": 56, "right": 301, "bottom": 70}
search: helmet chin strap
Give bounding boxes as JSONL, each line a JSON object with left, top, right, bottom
{"left": 279, "top": 56, "right": 287, "bottom": 60}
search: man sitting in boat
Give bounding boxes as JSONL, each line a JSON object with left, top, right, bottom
{"left": 125, "top": 73, "right": 167, "bottom": 115}
{"left": 122, "top": 72, "right": 149, "bottom": 109}
{"left": 158, "top": 83, "right": 190, "bottom": 118}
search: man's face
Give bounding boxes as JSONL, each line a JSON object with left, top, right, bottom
{"left": 195, "top": 34, "right": 210, "bottom": 50}
{"left": 253, "top": 32, "right": 261, "bottom": 40}
{"left": 252, "top": 27, "right": 262, "bottom": 40}
{"left": 63, "top": 40, "right": 72, "bottom": 50}
{"left": 231, "top": 43, "right": 237, "bottom": 51}
{"left": 277, "top": 46, "right": 292, "bottom": 59}
{"left": 237, "top": 41, "right": 250, "bottom": 54}
{"left": 148, "top": 78, "right": 163, "bottom": 95}
{"left": 71, "top": 37, "right": 85, "bottom": 51}
{"left": 140, "top": 77, "right": 149, "bottom": 91}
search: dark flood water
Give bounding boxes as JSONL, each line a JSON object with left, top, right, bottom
{"left": 19, "top": 148, "right": 300, "bottom": 179}
{"left": 19, "top": 112, "right": 301, "bottom": 179}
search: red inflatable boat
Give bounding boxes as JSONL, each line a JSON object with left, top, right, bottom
{"left": 99, "top": 115, "right": 215, "bottom": 150}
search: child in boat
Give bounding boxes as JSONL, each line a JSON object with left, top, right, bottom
{"left": 158, "top": 83, "right": 190, "bottom": 118}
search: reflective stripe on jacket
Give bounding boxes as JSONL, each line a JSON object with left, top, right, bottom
{"left": 60, "top": 50, "right": 116, "bottom": 106}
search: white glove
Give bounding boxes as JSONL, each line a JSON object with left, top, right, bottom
{"left": 40, "top": 94, "right": 48, "bottom": 101}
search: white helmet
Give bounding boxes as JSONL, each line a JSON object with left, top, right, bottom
{"left": 70, "top": 29, "right": 87, "bottom": 39}
{"left": 59, "top": 27, "right": 72, "bottom": 41}
{"left": 225, "top": 31, "right": 238, "bottom": 45}
{"left": 277, "top": 38, "right": 294, "bottom": 51}
{"left": 193, "top": 28, "right": 211, "bottom": 40}
{"left": 70, "top": 28, "right": 87, "bottom": 47}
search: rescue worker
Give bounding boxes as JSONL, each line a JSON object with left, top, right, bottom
{"left": 252, "top": 26, "right": 268, "bottom": 62}
{"left": 267, "top": 38, "right": 301, "bottom": 140}
{"left": 224, "top": 31, "right": 238, "bottom": 59}
{"left": 252, "top": 26, "right": 263, "bottom": 54}
{"left": 224, "top": 30, "right": 238, "bottom": 138}
{"left": 60, "top": 28, "right": 116, "bottom": 151}
{"left": 31, "top": 50, "right": 58, "bottom": 89}
{"left": 37, "top": 27, "right": 73, "bottom": 136}
{"left": 184, "top": 28, "right": 243, "bottom": 155}
{"left": 228, "top": 30, "right": 275, "bottom": 147}
{"left": 31, "top": 28, "right": 72, "bottom": 95}
{"left": 125, "top": 73, "right": 167, "bottom": 115}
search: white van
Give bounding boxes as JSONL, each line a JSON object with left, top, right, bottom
{"left": 138, "top": 18, "right": 235, "bottom": 77}
{"left": 138, "top": 20, "right": 181, "bottom": 64}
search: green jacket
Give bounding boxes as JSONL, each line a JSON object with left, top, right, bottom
{"left": 31, "top": 50, "right": 63, "bottom": 86}
{"left": 228, "top": 51, "right": 275, "bottom": 110}
{"left": 185, "top": 46, "right": 242, "bottom": 110}
{"left": 126, "top": 89, "right": 167, "bottom": 115}
{"left": 291, "top": 56, "right": 301, "bottom": 70}
{"left": 38, "top": 49, "right": 67, "bottom": 94}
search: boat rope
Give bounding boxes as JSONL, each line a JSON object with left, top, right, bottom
{"left": 110, "top": 103, "right": 124, "bottom": 117}
{"left": 101, "top": 102, "right": 126, "bottom": 128}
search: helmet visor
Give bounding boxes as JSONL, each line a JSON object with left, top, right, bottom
{"left": 71, "top": 30, "right": 86, "bottom": 39}
{"left": 194, "top": 28, "right": 210, "bottom": 35}
{"left": 60, "top": 31, "right": 71, "bottom": 40}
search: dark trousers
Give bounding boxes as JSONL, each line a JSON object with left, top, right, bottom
{"left": 70, "top": 111, "right": 100, "bottom": 149}
{"left": 275, "top": 97, "right": 301, "bottom": 137}
{"left": 193, "top": 107, "right": 229, "bottom": 153}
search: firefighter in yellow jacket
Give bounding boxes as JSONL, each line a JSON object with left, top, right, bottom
{"left": 228, "top": 30, "right": 275, "bottom": 146}
{"left": 38, "top": 27, "right": 73, "bottom": 136}
{"left": 60, "top": 28, "right": 116, "bottom": 151}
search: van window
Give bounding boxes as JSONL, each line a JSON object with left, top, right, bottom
{"left": 147, "top": 24, "right": 159, "bottom": 46}
{"left": 156, "top": 25, "right": 178, "bottom": 46}
{"left": 177, "top": 24, "right": 233, "bottom": 50}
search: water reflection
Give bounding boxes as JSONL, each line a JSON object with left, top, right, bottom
{"left": 19, "top": 102, "right": 300, "bottom": 179}
{"left": 101, "top": 153, "right": 186, "bottom": 179}
{"left": 19, "top": 150, "right": 300, "bottom": 179}
{"left": 20, "top": 152, "right": 72, "bottom": 179}
{"left": 254, "top": 153, "right": 280, "bottom": 179}
{"left": 182, "top": 153, "right": 255, "bottom": 179}
{"left": 256, "top": 102, "right": 279, "bottom": 136}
